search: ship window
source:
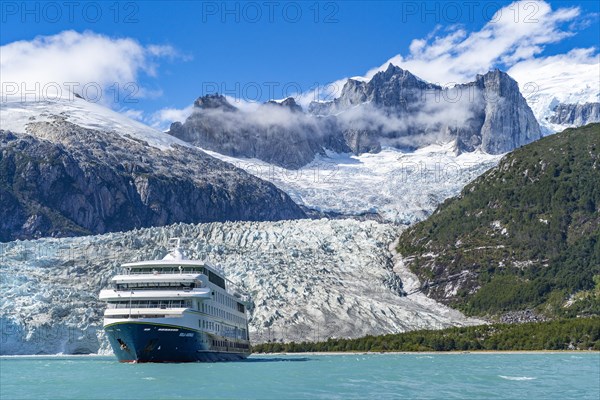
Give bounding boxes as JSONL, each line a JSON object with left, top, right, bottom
{"left": 208, "top": 271, "right": 226, "bottom": 290}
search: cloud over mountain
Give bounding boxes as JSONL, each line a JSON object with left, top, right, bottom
{"left": 0, "top": 30, "right": 181, "bottom": 103}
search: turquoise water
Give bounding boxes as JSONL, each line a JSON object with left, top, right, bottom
{"left": 1, "top": 353, "right": 598, "bottom": 399}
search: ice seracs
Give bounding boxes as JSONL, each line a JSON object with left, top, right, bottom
{"left": 0, "top": 219, "right": 482, "bottom": 355}
{"left": 206, "top": 143, "right": 502, "bottom": 224}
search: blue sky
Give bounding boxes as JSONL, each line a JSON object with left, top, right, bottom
{"left": 1, "top": 1, "right": 598, "bottom": 128}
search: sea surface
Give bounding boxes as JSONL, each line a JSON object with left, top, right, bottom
{"left": 1, "top": 353, "right": 598, "bottom": 399}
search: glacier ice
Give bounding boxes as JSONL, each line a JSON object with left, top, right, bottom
{"left": 0, "top": 96, "right": 184, "bottom": 150}
{"left": 0, "top": 219, "right": 481, "bottom": 355}
{"left": 206, "top": 143, "right": 502, "bottom": 224}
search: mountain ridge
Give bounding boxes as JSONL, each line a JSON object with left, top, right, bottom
{"left": 0, "top": 98, "right": 306, "bottom": 241}
{"left": 168, "top": 66, "right": 541, "bottom": 169}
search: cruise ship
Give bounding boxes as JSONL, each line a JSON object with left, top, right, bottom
{"left": 99, "top": 241, "right": 251, "bottom": 362}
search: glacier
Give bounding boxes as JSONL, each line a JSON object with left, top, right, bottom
{"left": 206, "top": 143, "right": 502, "bottom": 224}
{"left": 0, "top": 219, "right": 481, "bottom": 355}
{"left": 0, "top": 93, "right": 503, "bottom": 226}
{"left": 0, "top": 96, "right": 185, "bottom": 150}
{"left": 511, "top": 65, "right": 600, "bottom": 135}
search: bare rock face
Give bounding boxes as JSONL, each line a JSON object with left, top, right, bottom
{"left": 0, "top": 120, "right": 305, "bottom": 242}
{"left": 342, "top": 128, "right": 382, "bottom": 154}
{"left": 169, "top": 66, "right": 540, "bottom": 168}
{"left": 548, "top": 102, "right": 600, "bottom": 126}
{"left": 168, "top": 95, "right": 350, "bottom": 169}
{"left": 310, "top": 65, "right": 439, "bottom": 117}
{"left": 475, "top": 70, "right": 542, "bottom": 154}
{"left": 312, "top": 66, "right": 541, "bottom": 155}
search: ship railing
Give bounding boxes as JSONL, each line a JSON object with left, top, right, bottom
{"left": 112, "top": 285, "right": 200, "bottom": 291}
{"left": 107, "top": 300, "right": 192, "bottom": 309}
{"left": 119, "top": 268, "right": 207, "bottom": 275}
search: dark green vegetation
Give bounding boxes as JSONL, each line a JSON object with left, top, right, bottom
{"left": 397, "top": 123, "right": 600, "bottom": 317}
{"left": 252, "top": 317, "right": 600, "bottom": 353}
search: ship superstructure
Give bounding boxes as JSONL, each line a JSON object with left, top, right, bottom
{"left": 99, "top": 241, "right": 250, "bottom": 362}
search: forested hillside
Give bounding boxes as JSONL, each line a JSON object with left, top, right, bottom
{"left": 397, "top": 123, "right": 600, "bottom": 317}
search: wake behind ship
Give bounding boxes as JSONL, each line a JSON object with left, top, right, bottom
{"left": 99, "top": 240, "right": 251, "bottom": 362}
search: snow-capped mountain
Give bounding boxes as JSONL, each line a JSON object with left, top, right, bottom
{"left": 511, "top": 68, "right": 600, "bottom": 134}
{"left": 546, "top": 102, "right": 599, "bottom": 129}
{"left": 0, "top": 219, "right": 480, "bottom": 355}
{"left": 310, "top": 66, "right": 541, "bottom": 155}
{"left": 1, "top": 96, "right": 181, "bottom": 150}
{"left": 0, "top": 96, "right": 305, "bottom": 241}
{"left": 168, "top": 94, "right": 350, "bottom": 169}
{"left": 169, "top": 66, "right": 541, "bottom": 170}
{"left": 163, "top": 67, "right": 539, "bottom": 223}
{"left": 528, "top": 95, "right": 600, "bottom": 134}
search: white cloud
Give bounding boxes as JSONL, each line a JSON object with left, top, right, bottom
{"left": 302, "top": 0, "right": 597, "bottom": 122}
{"left": 508, "top": 48, "right": 600, "bottom": 103}
{"left": 0, "top": 30, "right": 180, "bottom": 104}
{"left": 224, "top": 96, "right": 262, "bottom": 112}
{"left": 120, "top": 108, "right": 145, "bottom": 121}
{"left": 358, "top": 0, "right": 584, "bottom": 85}
{"left": 294, "top": 77, "right": 352, "bottom": 108}
{"left": 148, "top": 104, "right": 195, "bottom": 130}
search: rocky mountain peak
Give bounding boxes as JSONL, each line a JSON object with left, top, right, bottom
{"left": 171, "top": 67, "right": 542, "bottom": 168}
{"left": 370, "top": 63, "right": 428, "bottom": 88}
{"left": 193, "top": 94, "right": 237, "bottom": 111}
{"left": 475, "top": 69, "right": 520, "bottom": 95}
{"left": 265, "top": 97, "right": 303, "bottom": 113}
{"left": 337, "top": 79, "right": 368, "bottom": 108}
{"left": 472, "top": 70, "right": 542, "bottom": 154}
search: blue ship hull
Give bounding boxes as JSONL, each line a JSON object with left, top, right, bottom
{"left": 104, "top": 322, "right": 250, "bottom": 363}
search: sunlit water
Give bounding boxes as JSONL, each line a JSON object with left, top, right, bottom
{"left": 1, "top": 353, "right": 598, "bottom": 399}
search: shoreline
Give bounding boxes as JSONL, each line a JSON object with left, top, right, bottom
{"left": 2, "top": 350, "right": 598, "bottom": 359}
{"left": 254, "top": 350, "right": 600, "bottom": 356}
